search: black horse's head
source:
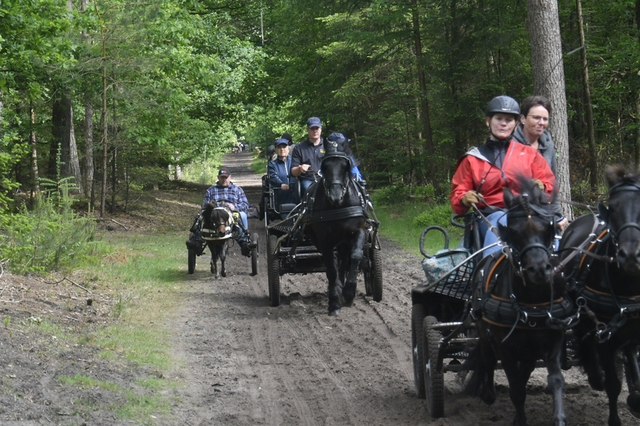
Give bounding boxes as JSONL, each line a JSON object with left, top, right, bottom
{"left": 203, "top": 201, "right": 232, "bottom": 237}
{"left": 600, "top": 165, "right": 640, "bottom": 276}
{"left": 499, "top": 177, "right": 556, "bottom": 289}
{"left": 320, "top": 146, "right": 353, "bottom": 207}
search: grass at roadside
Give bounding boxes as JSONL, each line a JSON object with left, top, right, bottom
{"left": 372, "top": 198, "right": 464, "bottom": 259}
{"left": 32, "top": 232, "right": 188, "bottom": 423}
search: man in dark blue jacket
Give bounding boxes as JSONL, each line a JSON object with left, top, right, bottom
{"left": 268, "top": 138, "right": 295, "bottom": 205}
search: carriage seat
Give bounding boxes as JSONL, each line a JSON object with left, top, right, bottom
{"left": 278, "top": 203, "right": 297, "bottom": 219}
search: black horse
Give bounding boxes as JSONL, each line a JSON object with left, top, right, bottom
{"left": 466, "top": 178, "right": 571, "bottom": 426}
{"left": 201, "top": 201, "right": 234, "bottom": 278}
{"left": 557, "top": 165, "right": 640, "bottom": 426}
{"left": 307, "top": 143, "right": 366, "bottom": 316}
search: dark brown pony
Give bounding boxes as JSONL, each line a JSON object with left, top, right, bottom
{"left": 466, "top": 178, "right": 571, "bottom": 426}
{"left": 558, "top": 165, "right": 640, "bottom": 426}
{"left": 308, "top": 145, "right": 366, "bottom": 316}
{"left": 201, "top": 201, "right": 233, "bottom": 278}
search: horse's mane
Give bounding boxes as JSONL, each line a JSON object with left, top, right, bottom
{"left": 606, "top": 164, "right": 640, "bottom": 187}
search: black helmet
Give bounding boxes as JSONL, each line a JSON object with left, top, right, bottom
{"left": 485, "top": 96, "right": 520, "bottom": 117}
{"left": 266, "top": 144, "right": 275, "bottom": 157}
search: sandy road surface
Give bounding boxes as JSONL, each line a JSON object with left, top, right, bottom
{"left": 161, "top": 152, "right": 636, "bottom": 426}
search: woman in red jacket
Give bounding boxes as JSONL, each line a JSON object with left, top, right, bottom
{"left": 449, "top": 95, "right": 557, "bottom": 257}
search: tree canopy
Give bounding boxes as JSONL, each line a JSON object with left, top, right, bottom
{"left": 0, "top": 0, "right": 639, "bottom": 211}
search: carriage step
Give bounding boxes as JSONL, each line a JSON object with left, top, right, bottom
{"left": 430, "top": 321, "right": 464, "bottom": 330}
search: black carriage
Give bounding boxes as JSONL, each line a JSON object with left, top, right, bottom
{"left": 187, "top": 209, "right": 259, "bottom": 276}
{"left": 261, "top": 173, "right": 383, "bottom": 308}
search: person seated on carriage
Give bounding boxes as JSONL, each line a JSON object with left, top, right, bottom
{"left": 449, "top": 95, "right": 557, "bottom": 258}
{"left": 327, "top": 132, "right": 363, "bottom": 182}
{"left": 512, "top": 95, "right": 568, "bottom": 233}
{"left": 268, "top": 138, "right": 295, "bottom": 206}
{"left": 291, "top": 116, "right": 325, "bottom": 197}
{"left": 202, "top": 168, "right": 254, "bottom": 256}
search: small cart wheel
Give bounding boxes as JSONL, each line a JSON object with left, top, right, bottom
{"left": 250, "top": 233, "right": 259, "bottom": 276}
{"left": 267, "top": 234, "right": 280, "bottom": 307}
{"left": 188, "top": 248, "right": 196, "bottom": 274}
{"left": 423, "top": 315, "right": 445, "bottom": 418}
{"left": 411, "top": 304, "right": 427, "bottom": 398}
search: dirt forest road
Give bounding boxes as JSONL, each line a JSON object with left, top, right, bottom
{"left": 163, "top": 152, "right": 635, "bottom": 426}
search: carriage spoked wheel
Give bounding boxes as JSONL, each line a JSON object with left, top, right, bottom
{"left": 250, "top": 233, "right": 259, "bottom": 276}
{"left": 267, "top": 234, "right": 281, "bottom": 307}
{"left": 423, "top": 315, "right": 445, "bottom": 418}
{"left": 411, "top": 304, "right": 427, "bottom": 398}
{"left": 363, "top": 246, "right": 383, "bottom": 302}
{"left": 188, "top": 248, "right": 196, "bottom": 274}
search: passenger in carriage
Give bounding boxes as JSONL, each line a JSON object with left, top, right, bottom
{"left": 268, "top": 138, "right": 295, "bottom": 206}
{"left": 449, "top": 95, "right": 557, "bottom": 257}
{"left": 291, "top": 116, "right": 325, "bottom": 196}
{"left": 327, "top": 132, "right": 363, "bottom": 181}
{"left": 202, "top": 169, "right": 254, "bottom": 256}
{"left": 512, "top": 95, "right": 568, "bottom": 232}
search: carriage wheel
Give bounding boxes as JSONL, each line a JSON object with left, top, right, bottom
{"left": 412, "top": 304, "right": 427, "bottom": 398}
{"left": 267, "top": 234, "right": 281, "bottom": 307}
{"left": 188, "top": 248, "right": 196, "bottom": 274}
{"left": 423, "top": 315, "right": 445, "bottom": 418}
{"left": 369, "top": 247, "right": 383, "bottom": 302}
{"left": 250, "top": 233, "right": 259, "bottom": 276}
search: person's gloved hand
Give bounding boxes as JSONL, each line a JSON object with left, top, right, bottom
{"left": 532, "top": 178, "right": 545, "bottom": 191}
{"left": 461, "top": 191, "right": 482, "bottom": 207}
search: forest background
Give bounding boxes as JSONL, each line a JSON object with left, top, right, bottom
{"left": 1, "top": 0, "right": 639, "bottom": 272}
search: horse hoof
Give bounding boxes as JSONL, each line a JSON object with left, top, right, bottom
{"left": 221, "top": 271, "right": 226, "bottom": 277}
{"left": 627, "top": 392, "right": 640, "bottom": 417}
{"left": 328, "top": 309, "right": 340, "bottom": 316}
{"left": 342, "top": 297, "right": 354, "bottom": 307}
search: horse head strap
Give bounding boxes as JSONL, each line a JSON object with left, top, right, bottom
{"left": 601, "top": 180, "right": 640, "bottom": 248}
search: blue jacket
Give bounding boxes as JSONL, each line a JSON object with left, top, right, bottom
{"left": 268, "top": 156, "right": 295, "bottom": 205}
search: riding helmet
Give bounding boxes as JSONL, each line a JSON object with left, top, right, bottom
{"left": 485, "top": 96, "right": 520, "bottom": 117}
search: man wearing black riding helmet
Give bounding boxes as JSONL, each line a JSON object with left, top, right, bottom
{"left": 450, "top": 95, "right": 556, "bottom": 257}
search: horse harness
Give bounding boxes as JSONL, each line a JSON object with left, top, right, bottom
{"left": 562, "top": 181, "right": 640, "bottom": 342}
{"left": 201, "top": 206, "right": 234, "bottom": 240}
{"left": 472, "top": 253, "right": 576, "bottom": 339}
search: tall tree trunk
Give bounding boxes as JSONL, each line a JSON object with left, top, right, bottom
{"left": 84, "top": 100, "right": 94, "bottom": 199}
{"left": 526, "top": 0, "right": 572, "bottom": 219}
{"left": 51, "top": 96, "right": 83, "bottom": 192}
{"left": 577, "top": 0, "right": 597, "bottom": 190}
{"left": 30, "top": 105, "right": 40, "bottom": 196}
{"left": 410, "top": 0, "right": 436, "bottom": 186}
{"left": 94, "top": 0, "right": 108, "bottom": 218}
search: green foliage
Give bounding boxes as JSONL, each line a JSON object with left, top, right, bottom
{"left": 413, "top": 203, "right": 456, "bottom": 230}
{"left": 0, "top": 179, "right": 108, "bottom": 274}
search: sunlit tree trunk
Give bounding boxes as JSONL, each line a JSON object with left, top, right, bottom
{"left": 526, "top": 0, "right": 572, "bottom": 219}
{"left": 30, "top": 105, "right": 40, "bottom": 196}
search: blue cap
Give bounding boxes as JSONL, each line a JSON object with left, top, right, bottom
{"left": 327, "top": 132, "right": 346, "bottom": 143}
{"left": 275, "top": 138, "right": 288, "bottom": 147}
{"left": 307, "top": 117, "right": 322, "bottom": 128}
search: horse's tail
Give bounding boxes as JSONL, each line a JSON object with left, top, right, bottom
{"left": 463, "top": 343, "right": 483, "bottom": 396}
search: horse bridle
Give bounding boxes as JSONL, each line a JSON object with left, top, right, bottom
{"left": 602, "top": 181, "right": 640, "bottom": 249}
{"left": 502, "top": 195, "right": 556, "bottom": 276}
{"left": 322, "top": 157, "right": 351, "bottom": 201}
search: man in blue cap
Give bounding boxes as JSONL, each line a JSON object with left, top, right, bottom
{"left": 291, "top": 116, "right": 325, "bottom": 195}
{"left": 268, "top": 138, "right": 295, "bottom": 205}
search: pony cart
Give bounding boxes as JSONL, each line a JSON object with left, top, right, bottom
{"left": 262, "top": 146, "right": 383, "bottom": 315}
{"left": 411, "top": 180, "right": 581, "bottom": 425}
{"left": 187, "top": 202, "right": 259, "bottom": 277}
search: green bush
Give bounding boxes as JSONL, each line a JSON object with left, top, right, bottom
{"left": 413, "top": 203, "right": 455, "bottom": 229}
{"left": 0, "top": 179, "right": 110, "bottom": 274}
